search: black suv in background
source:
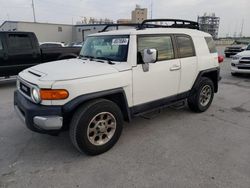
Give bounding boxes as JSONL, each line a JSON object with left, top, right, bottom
{"left": 224, "top": 45, "right": 245, "bottom": 57}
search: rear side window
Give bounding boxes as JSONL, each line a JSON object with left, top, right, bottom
{"left": 138, "top": 35, "right": 174, "bottom": 61}
{"left": 205, "top": 37, "right": 217, "bottom": 53}
{"left": 176, "top": 36, "right": 195, "bottom": 58}
{"left": 8, "top": 34, "right": 33, "bottom": 50}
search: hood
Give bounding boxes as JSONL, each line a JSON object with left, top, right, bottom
{"left": 28, "top": 58, "right": 120, "bottom": 81}
{"left": 236, "top": 50, "right": 250, "bottom": 57}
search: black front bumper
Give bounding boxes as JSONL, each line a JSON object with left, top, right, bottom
{"left": 14, "top": 90, "right": 63, "bottom": 134}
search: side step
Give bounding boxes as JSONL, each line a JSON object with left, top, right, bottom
{"left": 138, "top": 100, "right": 186, "bottom": 120}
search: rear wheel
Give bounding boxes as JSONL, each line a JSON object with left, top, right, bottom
{"left": 188, "top": 77, "right": 214, "bottom": 113}
{"left": 70, "top": 99, "right": 123, "bottom": 155}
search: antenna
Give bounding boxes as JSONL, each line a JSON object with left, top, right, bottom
{"left": 31, "top": 0, "right": 36, "bottom": 22}
{"left": 239, "top": 19, "right": 244, "bottom": 37}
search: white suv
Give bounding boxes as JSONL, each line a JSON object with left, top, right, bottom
{"left": 14, "top": 19, "right": 222, "bottom": 155}
{"left": 231, "top": 44, "right": 250, "bottom": 76}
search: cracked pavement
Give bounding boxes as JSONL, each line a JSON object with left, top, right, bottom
{"left": 0, "top": 46, "right": 250, "bottom": 188}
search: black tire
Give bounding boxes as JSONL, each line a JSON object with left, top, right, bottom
{"left": 188, "top": 77, "right": 214, "bottom": 113}
{"left": 70, "top": 99, "right": 123, "bottom": 155}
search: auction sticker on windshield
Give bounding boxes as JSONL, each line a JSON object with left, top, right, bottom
{"left": 112, "top": 38, "right": 129, "bottom": 45}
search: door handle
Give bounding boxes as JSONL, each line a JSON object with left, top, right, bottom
{"left": 170, "top": 65, "right": 181, "bottom": 71}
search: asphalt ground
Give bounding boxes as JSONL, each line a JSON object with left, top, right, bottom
{"left": 0, "top": 46, "right": 250, "bottom": 188}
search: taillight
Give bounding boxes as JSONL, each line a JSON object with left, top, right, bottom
{"left": 218, "top": 55, "right": 224, "bottom": 63}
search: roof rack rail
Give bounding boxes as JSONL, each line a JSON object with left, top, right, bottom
{"left": 139, "top": 19, "right": 200, "bottom": 30}
{"left": 100, "top": 23, "right": 141, "bottom": 32}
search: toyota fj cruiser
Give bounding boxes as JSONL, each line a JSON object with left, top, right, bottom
{"left": 14, "top": 19, "right": 222, "bottom": 155}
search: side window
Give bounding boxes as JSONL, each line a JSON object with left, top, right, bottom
{"left": 8, "top": 34, "right": 33, "bottom": 50}
{"left": 176, "top": 36, "right": 195, "bottom": 58}
{"left": 138, "top": 35, "right": 174, "bottom": 62}
{"left": 0, "top": 38, "right": 3, "bottom": 50}
{"left": 205, "top": 37, "right": 217, "bottom": 53}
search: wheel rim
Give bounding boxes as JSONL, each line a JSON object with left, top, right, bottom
{"left": 199, "top": 85, "right": 212, "bottom": 107}
{"left": 87, "top": 112, "right": 116, "bottom": 146}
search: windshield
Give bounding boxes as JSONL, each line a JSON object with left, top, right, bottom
{"left": 247, "top": 45, "right": 250, "bottom": 50}
{"left": 80, "top": 35, "right": 129, "bottom": 62}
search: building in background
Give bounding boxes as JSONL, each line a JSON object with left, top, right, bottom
{"left": 117, "top": 19, "right": 132, "bottom": 24}
{"left": 197, "top": 13, "right": 220, "bottom": 39}
{"left": 131, "top": 5, "right": 148, "bottom": 23}
{"left": 0, "top": 21, "right": 73, "bottom": 43}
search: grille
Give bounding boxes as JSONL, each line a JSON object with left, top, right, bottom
{"left": 20, "top": 82, "right": 31, "bottom": 97}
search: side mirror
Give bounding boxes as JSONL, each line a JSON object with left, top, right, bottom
{"left": 141, "top": 49, "right": 157, "bottom": 72}
{"left": 142, "top": 49, "right": 157, "bottom": 64}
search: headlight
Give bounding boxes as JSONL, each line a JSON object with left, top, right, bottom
{"left": 31, "top": 87, "right": 41, "bottom": 103}
{"left": 232, "top": 55, "right": 241, "bottom": 60}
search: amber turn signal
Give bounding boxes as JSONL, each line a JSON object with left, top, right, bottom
{"left": 40, "top": 89, "right": 69, "bottom": 100}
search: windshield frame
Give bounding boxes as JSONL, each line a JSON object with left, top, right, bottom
{"left": 79, "top": 35, "right": 130, "bottom": 62}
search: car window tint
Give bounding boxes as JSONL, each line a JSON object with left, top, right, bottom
{"left": 0, "top": 38, "right": 3, "bottom": 50}
{"left": 176, "top": 36, "right": 195, "bottom": 58}
{"left": 205, "top": 37, "right": 217, "bottom": 53}
{"left": 138, "top": 35, "right": 174, "bottom": 61}
{"left": 8, "top": 34, "right": 33, "bottom": 50}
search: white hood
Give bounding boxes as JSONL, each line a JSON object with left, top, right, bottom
{"left": 27, "top": 58, "right": 128, "bottom": 81}
{"left": 237, "top": 50, "right": 250, "bottom": 57}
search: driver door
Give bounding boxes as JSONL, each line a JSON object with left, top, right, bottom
{"left": 132, "top": 35, "right": 181, "bottom": 112}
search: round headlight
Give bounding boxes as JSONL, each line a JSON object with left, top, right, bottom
{"left": 31, "top": 87, "right": 41, "bottom": 103}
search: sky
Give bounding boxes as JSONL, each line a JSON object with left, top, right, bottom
{"left": 0, "top": 0, "right": 249, "bottom": 37}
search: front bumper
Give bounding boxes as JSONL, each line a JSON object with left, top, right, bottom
{"left": 14, "top": 90, "right": 63, "bottom": 134}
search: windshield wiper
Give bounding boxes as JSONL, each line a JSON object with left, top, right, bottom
{"left": 96, "top": 57, "right": 116, "bottom": 65}
{"left": 79, "top": 55, "right": 95, "bottom": 61}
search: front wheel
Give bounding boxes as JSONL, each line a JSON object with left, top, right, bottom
{"left": 188, "top": 77, "right": 214, "bottom": 113}
{"left": 70, "top": 99, "right": 123, "bottom": 155}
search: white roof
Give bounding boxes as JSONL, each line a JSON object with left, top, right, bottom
{"left": 90, "top": 28, "right": 211, "bottom": 37}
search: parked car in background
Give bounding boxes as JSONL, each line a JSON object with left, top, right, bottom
{"left": 0, "top": 31, "right": 81, "bottom": 77}
{"left": 224, "top": 44, "right": 246, "bottom": 58}
{"left": 39, "top": 42, "right": 65, "bottom": 48}
{"left": 66, "top": 42, "right": 84, "bottom": 47}
{"left": 231, "top": 44, "right": 250, "bottom": 76}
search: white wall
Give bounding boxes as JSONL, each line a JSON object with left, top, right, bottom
{"left": 17, "top": 22, "right": 73, "bottom": 43}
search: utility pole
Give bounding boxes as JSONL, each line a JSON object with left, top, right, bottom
{"left": 239, "top": 19, "right": 244, "bottom": 37}
{"left": 31, "top": 0, "right": 36, "bottom": 22}
{"left": 150, "top": 0, "right": 153, "bottom": 19}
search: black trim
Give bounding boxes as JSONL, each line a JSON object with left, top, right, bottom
{"left": 14, "top": 90, "right": 62, "bottom": 134}
{"left": 131, "top": 91, "right": 190, "bottom": 116}
{"left": 63, "top": 88, "right": 131, "bottom": 121}
{"left": 191, "top": 67, "right": 220, "bottom": 93}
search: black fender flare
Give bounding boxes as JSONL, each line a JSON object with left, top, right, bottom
{"left": 62, "top": 88, "right": 132, "bottom": 121}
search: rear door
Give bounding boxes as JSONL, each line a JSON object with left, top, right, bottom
{"left": 6, "top": 33, "right": 40, "bottom": 75}
{"left": 175, "top": 35, "right": 197, "bottom": 93}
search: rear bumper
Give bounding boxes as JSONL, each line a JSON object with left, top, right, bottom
{"left": 14, "top": 90, "right": 63, "bottom": 134}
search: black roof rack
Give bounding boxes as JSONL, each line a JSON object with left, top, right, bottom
{"left": 99, "top": 19, "right": 199, "bottom": 33}
{"left": 139, "top": 19, "right": 200, "bottom": 30}
{"left": 99, "top": 23, "right": 167, "bottom": 32}
{"left": 100, "top": 23, "right": 141, "bottom": 32}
